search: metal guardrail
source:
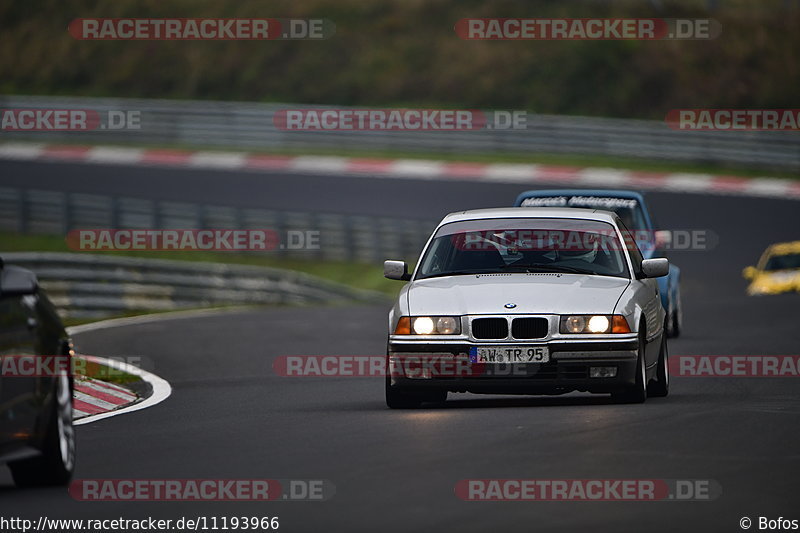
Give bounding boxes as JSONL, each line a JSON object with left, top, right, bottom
{"left": 0, "top": 185, "right": 431, "bottom": 317}
{"left": 1, "top": 95, "right": 797, "bottom": 171}
{"left": 2, "top": 252, "right": 387, "bottom": 319}
{"left": 0, "top": 187, "right": 436, "bottom": 264}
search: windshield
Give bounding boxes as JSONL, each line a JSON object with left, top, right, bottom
{"left": 764, "top": 253, "right": 800, "bottom": 271}
{"left": 519, "top": 196, "right": 647, "bottom": 230}
{"left": 416, "top": 218, "right": 630, "bottom": 279}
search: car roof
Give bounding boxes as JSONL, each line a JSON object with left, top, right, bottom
{"left": 0, "top": 261, "right": 39, "bottom": 295}
{"left": 766, "top": 241, "right": 800, "bottom": 255}
{"left": 514, "top": 189, "right": 646, "bottom": 203}
{"left": 439, "top": 207, "right": 619, "bottom": 225}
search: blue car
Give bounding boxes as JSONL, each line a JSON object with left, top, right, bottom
{"left": 513, "top": 189, "right": 683, "bottom": 337}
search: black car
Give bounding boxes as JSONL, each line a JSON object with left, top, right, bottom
{"left": 0, "top": 258, "right": 76, "bottom": 486}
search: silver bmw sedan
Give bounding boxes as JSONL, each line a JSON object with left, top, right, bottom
{"left": 384, "top": 207, "right": 669, "bottom": 408}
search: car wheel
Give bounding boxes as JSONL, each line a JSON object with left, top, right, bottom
{"left": 10, "top": 372, "right": 76, "bottom": 487}
{"left": 648, "top": 324, "right": 670, "bottom": 398}
{"left": 667, "top": 291, "right": 682, "bottom": 338}
{"left": 612, "top": 329, "right": 647, "bottom": 404}
{"left": 385, "top": 377, "right": 446, "bottom": 409}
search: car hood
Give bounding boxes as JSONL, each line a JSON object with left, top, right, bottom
{"left": 749, "top": 270, "right": 800, "bottom": 295}
{"left": 407, "top": 273, "right": 630, "bottom": 315}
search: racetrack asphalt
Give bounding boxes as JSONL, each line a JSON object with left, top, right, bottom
{"left": 1, "top": 159, "right": 798, "bottom": 532}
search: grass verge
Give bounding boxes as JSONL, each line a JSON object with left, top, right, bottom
{"left": 74, "top": 356, "right": 140, "bottom": 386}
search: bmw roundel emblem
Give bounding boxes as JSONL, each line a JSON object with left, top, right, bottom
{"left": 504, "top": 303, "right": 517, "bottom": 309}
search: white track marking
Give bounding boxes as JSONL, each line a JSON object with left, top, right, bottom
{"left": 189, "top": 151, "right": 247, "bottom": 169}
{"left": 86, "top": 146, "right": 145, "bottom": 164}
{"left": 389, "top": 159, "right": 445, "bottom": 178}
{"left": 0, "top": 142, "right": 46, "bottom": 159}
{"left": 484, "top": 164, "right": 539, "bottom": 182}
{"left": 744, "top": 178, "right": 795, "bottom": 197}
{"left": 577, "top": 168, "right": 630, "bottom": 186}
{"left": 290, "top": 155, "right": 348, "bottom": 173}
{"left": 661, "top": 173, "right": 715, "bottom": 191}
{"left": 66, "top": 306, "right": 254, "bottom": 336}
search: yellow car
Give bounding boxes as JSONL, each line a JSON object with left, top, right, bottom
{"left": 743, "top": 241, "right": 800, "bottom": 295}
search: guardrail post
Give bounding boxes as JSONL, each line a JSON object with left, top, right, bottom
{"left": 64, "top": 193, "right": 73, "bottom": 233}
{"left": 276, "top": 210, "right": 287, "bottom": 259}
{"left": 110, "top": 196, "right": 120, "bottom": 229}
{"left": 18, "top": 189, "right": 29, "bottom": 234}
{"left": 343, "top": 215, "right": 355, "bottom": 262}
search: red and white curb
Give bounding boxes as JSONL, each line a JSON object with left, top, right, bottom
{"left": 1, "top": 142, "right": 798, "bottom": 200}
{"left": 65, "top": 352, "right": 172, "bottom": 426}
{"left": 73, "top": 376, "right": 138, "bottom": 420}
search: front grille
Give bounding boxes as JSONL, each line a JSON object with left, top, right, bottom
{"left": 471, "top": 318, "right": 508, "bottom": 339}
{"left": 511, "top": 317, "right": 549, "bottom": 339}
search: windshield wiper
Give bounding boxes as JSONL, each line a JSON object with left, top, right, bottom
{"left": 499, "top": 263, "right": 598, "bottom": 275}
{"left": 420, "top": 269, "right": 501, "bottom": 279}
{"left": 421, "top": 264, "right": 600, "bottom": 279}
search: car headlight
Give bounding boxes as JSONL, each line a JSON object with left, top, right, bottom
{"left": 394, "top": 316, "right": 462, "bottom": 335}
{"left": 560, "top": 315, "right": 631, "bottom": 334}
{"left": 413, "top": 317, "right": 435, "bottom": 334}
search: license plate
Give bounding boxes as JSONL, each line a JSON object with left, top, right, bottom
{"left": 469, "top": 346, "right": 549, "bottom": 364}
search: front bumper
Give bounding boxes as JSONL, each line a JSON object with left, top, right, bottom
{"left": 388, "top": 339, "right": 639, "bottom": 395}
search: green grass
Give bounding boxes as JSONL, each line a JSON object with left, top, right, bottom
{"left": 1, "top": 231, "right": 404, "bottom": 298}
{"left": 74, "top": 356, "right": 140, "bottom": 385}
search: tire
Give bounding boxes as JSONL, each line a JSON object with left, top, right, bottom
{"left": 648, "top": 325, "right": 670, "bottom": 398}
{"left": 667, "top": 290, "right": 682, "bottom": 338}
{"left": 9, "top": 373, "right": 76, "bottom": 487}
{"left": 612, "top": 328, "right": 648, "bottom": 404}
{"left": 385, "top": 377, "right": 446, "bottom": 409}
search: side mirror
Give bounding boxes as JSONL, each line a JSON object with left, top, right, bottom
{"left": 742, "top": 266, "right": 757, "bottom": 280}
{"left": 654, "top": 230, "right": 672, "bottom": 250}
{"left": 384, "top": 260, "right": 411, "bottom": 281}
{"left": 640, "top": 258, "right": 669, "bottom": 278}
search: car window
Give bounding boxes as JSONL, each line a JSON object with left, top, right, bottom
{"left": 612, "top": 205, "right": 646, "bottom": 231}
{"left": 417, "top": 217, "right": 630, "bottom": 279}
{"left": 615, "top": 217, "right": 644, "bottom": 278}
{"left": 764, "top": 253, "right": 800, "bottom": 271}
